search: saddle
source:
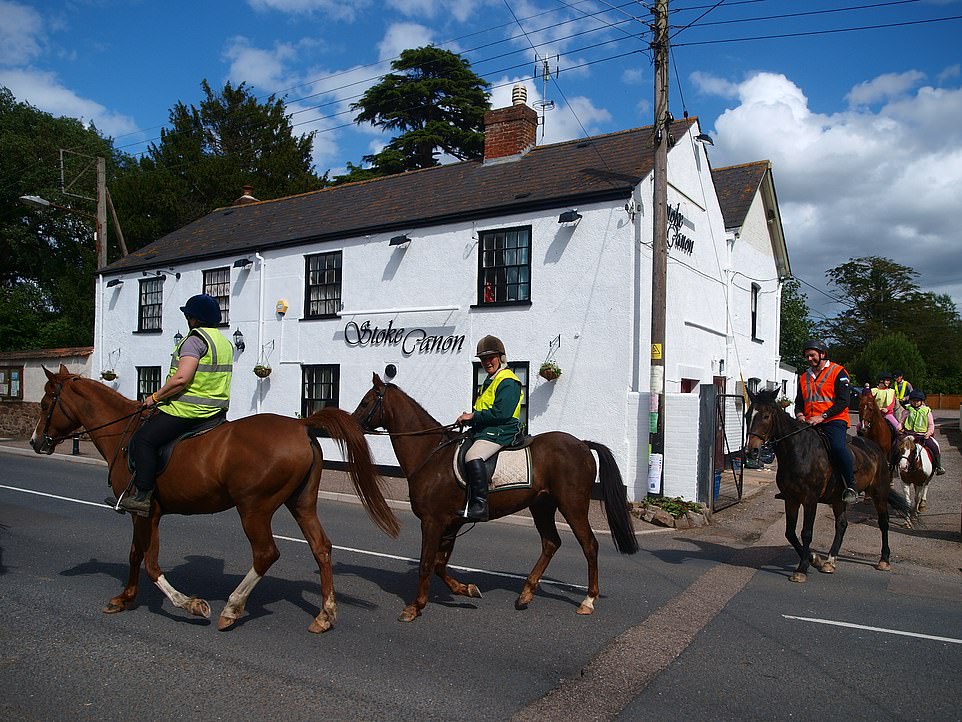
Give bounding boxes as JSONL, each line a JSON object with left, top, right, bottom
{"left": 127, "top": 413, "right": 228, "bottom": 477}
{"left": 453, "top": 435, "right": 534, "bottom": 491}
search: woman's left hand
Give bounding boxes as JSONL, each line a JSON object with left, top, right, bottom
{"left": 456, "top": 412, "right": 473, "bottom": 426}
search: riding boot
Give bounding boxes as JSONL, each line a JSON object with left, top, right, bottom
{"left": 118, "top": 486, "right": 153, "bottom": 517}
{"left": 463, "top": 459, "right": 489, "bottom": 522}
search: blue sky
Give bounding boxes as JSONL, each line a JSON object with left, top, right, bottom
{"left": 2, "top": 0, "right": 961, "bottom": 320}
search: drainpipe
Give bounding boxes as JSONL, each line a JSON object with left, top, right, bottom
{"left": 255, "top": 251, "right": 265, "bottom": 413}
{"left": 773, "top": 279, "right": 783, "bottom": 385}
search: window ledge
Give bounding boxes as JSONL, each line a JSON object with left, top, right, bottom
{"left": 469, "top": 301, "right": 532, "bottom": 310}
{"left": 751, "top": 337, "right": 764, "bottom": 344}
{"left": 299, "top": 314, "right": 340, "bottom": 322}
{"left": 133, "top": 329, "right": 164, "bottom": 335}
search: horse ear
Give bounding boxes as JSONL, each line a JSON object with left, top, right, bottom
{"left": 58, "top": 363, "right": 69, "bottom": 374}
{"left": 372, "top": 373, "right": 384, "bottom": 389}
{"left": 43, "top": 365, "right": 56, "bottom": 381}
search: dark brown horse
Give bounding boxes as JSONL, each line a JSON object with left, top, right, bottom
{"left": 31, "top": 365, "right": 399, "bottom": 633}
{"left": 351, "top": 374, "right": 638, "bottom": 622}
{"left": 744, "top": 389, "right": 911, "bottom": 581}
{"left": 859, "top": 388, "right": 895, "bottom": 466}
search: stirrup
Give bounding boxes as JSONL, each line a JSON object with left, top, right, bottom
{"left": 841, "top": 487, "right": 860, "bottom": 505}
{"left": 935, "top": 466, "right": 945, "bottom": 476}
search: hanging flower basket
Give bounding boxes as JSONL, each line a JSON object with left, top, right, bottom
{"left": 539, "top": 361, "right": 562, "bottom": 381}
{"left": 777, "top": 397, "right": 792, "bottom": 409}
{"left": 253, "top": 364, "right": 272, "bottom": 378}
{"left": 100, "top": 370, "right": 118, "bottom": 381}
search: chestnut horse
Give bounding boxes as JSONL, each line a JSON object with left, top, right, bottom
{"left": 31, "top": 366, "right": 399, "bottom": 633}
{"left": 744, "top": 389, "right": 911, "bottom": 582}
{"left": 351, "top": 374, "right": 638, "bottom": 622}
{"left": 858, "top": 389, "right": 896, "bottom": 468}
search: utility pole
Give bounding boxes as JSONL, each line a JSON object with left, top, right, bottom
{"left": 647, "top": 0, "right": 669, "bottom": 496}
{"left": 96, "top": 155, "right": 107, "bottom": 269}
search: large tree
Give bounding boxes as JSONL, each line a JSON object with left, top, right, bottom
{"left": 112, "top": 80, "right": 325, "bottom": 251}
{"left": 337, "top": 47, "right": 490, "bottom": 183}
{"left": 818, "top": 256, "right": 962, "bottom": 392}
{"left": 779, "top": 278, "right": 812, "bottom": 372}
{"left": 0, "top": 87, "right": 122, "bottom": 349}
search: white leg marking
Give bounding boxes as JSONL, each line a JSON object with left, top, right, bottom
{"left": 221, "top": 568, "right": 263, "bottom": 621}
{"left": 579, "top": 595, "right": 596, "bottom": 611}
{"left": 155, "top": 574, "right": 191, "bottom": 610}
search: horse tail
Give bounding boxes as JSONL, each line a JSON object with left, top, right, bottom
{"left": 583, "top": 440, "right": 639, "bottom": 555}
{"left": 302, "top": 407, "right": 400, "bottom": 539}
{"left": 886, "top": 487, "right": 919, "bottom": 526}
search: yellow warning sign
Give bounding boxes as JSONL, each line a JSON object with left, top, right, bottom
{"left": 651, "top": 343, "right": 662, "bottom": 360}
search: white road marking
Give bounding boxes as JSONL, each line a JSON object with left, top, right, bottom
{"left": 783, "top": 615, "right": 962, "bottom": 644}
{"left": 0, "top": 484, "right": 588, "bottom": 592}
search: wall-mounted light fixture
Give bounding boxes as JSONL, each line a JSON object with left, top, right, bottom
{"left": 105, "top": 278, "right": 124, "bottom": 288}
{"left": 142, "top": 269, "right": 181, "bottom": 280}
{"left": 558, "top": 209, "right": 582, "bottom": 224}
{"left": 233, "top": 328, "right": 245, "bottom": 351}
{"left": 173, "top": 330, "right": 184, "bottom": 345}
{"left": 389, "top": 234, "right": 411, "bottom": 247}
{"left": 233, "top": 257, "right": 253, "bottom": 269}
{"left": 719, "top": 359, "right": 725, "bottom": 374}
{"left": 695, "top": 133, "right": 714, "bottom": 146}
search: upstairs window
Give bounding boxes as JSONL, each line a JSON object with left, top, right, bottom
{"left": 138, "top": 277, "right": 164, "bottom": 332}
{"left": 202, "top": 267, "right": 230, "bottom": 326}
{"left": 477, "top": 227, "right": 531, "bottom": 305}
{"left": 751, "top": 282, "right": 761, "bottom": 341}
{"left": 304, "top": 251, "right": 342, "bottom": 319}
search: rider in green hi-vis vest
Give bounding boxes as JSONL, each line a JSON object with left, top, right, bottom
{"left": 120, "top": 294, "right": 233, "bottom": 516}
{"left": 899, "top": 389, "right": 945, "bottom": 475}
{"left": 454, "top": 335, "right": 524, "bottom": 522}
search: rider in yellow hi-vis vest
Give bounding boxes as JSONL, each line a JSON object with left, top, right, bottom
{"left": 454, "top": 335, "right": 524, "bottom": 522}
{"left": 120, "top": 294, "right": 233, "bottom": 516}
{"left": 899, "top": 390, "right": 945, "bottom": 475}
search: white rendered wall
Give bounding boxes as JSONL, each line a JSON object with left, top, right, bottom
{"left": 662, "top": 392, "right": 700, "bottom": 500}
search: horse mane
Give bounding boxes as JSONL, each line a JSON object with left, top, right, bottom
{"left": 385, "top": 383, "right": 458, "bottom": 439}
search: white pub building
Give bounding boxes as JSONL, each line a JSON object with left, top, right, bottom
{"left": 95, "top": 91, "right": 793, "bottom": 503}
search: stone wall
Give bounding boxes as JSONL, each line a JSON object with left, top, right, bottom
{"left": 0, "top": 401, "right": 40, "bottom": 438}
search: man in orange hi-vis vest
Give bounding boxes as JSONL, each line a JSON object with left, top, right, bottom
{"left": 794, "top": 338, "right": 859, "bottom": 504}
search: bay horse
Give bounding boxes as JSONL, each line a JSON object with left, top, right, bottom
{"left": 858, "top": 389, "right": 896, "bottom": 467}
{"left": 896, "top": 434, "right": 935, "bottom": 515}
{"left": 351, "top": 374, "right": 638, "bottom": 622}
{"left": 744, "top": 389, "right": 911, "bottom": 582}
{"left": 31, "top": 365, "right": 399, "bottom": 633}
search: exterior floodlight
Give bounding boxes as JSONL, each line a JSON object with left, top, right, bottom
{"left": 389, "top": 234, "right": 411, "bottom": 247}
{"left": 558, "top": 210, "right": 582, "bottom": 224}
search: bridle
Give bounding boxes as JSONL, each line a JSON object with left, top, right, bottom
{"left": 358, "top": 385, "right": 460, "bottom": 437}
{"left": 35, "top": 376, "right": 145, "bottom": 455}
{"left": 746, "top": 405, "right": 813, "bottom": 446}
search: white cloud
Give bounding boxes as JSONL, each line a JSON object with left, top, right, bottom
{"left": 490, "top": 76, "right": 611, "bottom": 144}
{"left": 377, "top": 22, "right": 436, "bottom": 61}
{"left": 698, "top": 70, "right": 962, "bottom": 311}
{"left": 845, "top": 70, "right": 925, "bottom": 107}
{"left": 937, "top": 64, "right": 960, "bottom": 84}
{"left": 247, "top": 0, "right": 370, "bottom": 22}
{"left": 0, "top": 68, "right": 138, "bottom": 137}
{"left": 0, "top": 0, "right": 44, "bottom": 65}
{"left": 384, "top": 0, "right": 486, "bottom": 23}
{"left": 223, "top": 37, "right": 298, "bottom": 89}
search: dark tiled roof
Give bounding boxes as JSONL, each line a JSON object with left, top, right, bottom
{"left": 104, "top": 118, "right": 697, "bottom": 273}
{"left": 0, "top": 346, "right": 94, "bottom": 361}
{"left": 711, "top": 161, "right": 770, "bottom": 231}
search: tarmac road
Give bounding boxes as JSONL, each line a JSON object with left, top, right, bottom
{"left": 1, "top": 417, "right": 960, "bottom": 720}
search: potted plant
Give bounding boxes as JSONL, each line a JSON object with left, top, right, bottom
{"left": 777, "top": 395, "right": 792, "bottom": 409}
{"left": 100, "top": 370, "right": 118, "bottom": 381}
{"left": 539, "top": 361, "right": 562, "bottom": 381}
{"left": 253, "top": 364, "right": 272, "bottom": 378}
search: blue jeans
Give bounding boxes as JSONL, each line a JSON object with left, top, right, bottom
{"left": 822, "top": 420, "right": 854, "bottom": 487}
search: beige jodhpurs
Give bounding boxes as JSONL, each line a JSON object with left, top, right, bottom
{"left": 465, "top": 439, "right": 502, "bottom": 462}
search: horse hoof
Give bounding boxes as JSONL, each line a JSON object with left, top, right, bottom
{"left": 576, "top": 604, "right": 595, "bottom": 615}
{"left": 918, "top": 501, "right": 926, "bottom": 511}
{"left": 103, "top": 601, "right": 126, "bottom": 614}
{"left": 217, "top": 615, "right": 236, "bottom": 631}
{"left": 466, "top": 584, "right": 482, "bottom": 599}
{"left": 876, "top": 560, "right": 891, "bottom": 572}
{"left": 186, "top": 597, "right": 211, "bottom": 619}
{"left": 308, "top": 617, "right": 333, "bottom": 634}
{"left": 820, "top": 562, "right": 836, "bottom": 575}
{"left": 810, "top": 555, "right": 824, "bottom": 571}
{"left": 398, "top": 607, "right": 420, "bottom": 623}
{"left": 789, "top": 572, "right": 807, "bottom": 584}
{"left": 515, "top": 599, "right": 529, "bottom": 610}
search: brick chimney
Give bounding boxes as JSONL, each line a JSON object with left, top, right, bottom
{"left": 233, "top": 185, "right": 258, "bottom": 206}
{"left": 483, "top": 85, "right": 538, "bottom": 164}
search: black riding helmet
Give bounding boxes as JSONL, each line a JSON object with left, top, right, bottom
{"left": 908, "top": 390, "right": 926, "bottom": 402}
{"left": 180, "top": 294, "right": 222, "bottom": 326}
{"left": 878, "top": 371, "right": 893, "bottom": 382}
{"left": 801, "top": 338, "right": 828, "bottom": 355}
